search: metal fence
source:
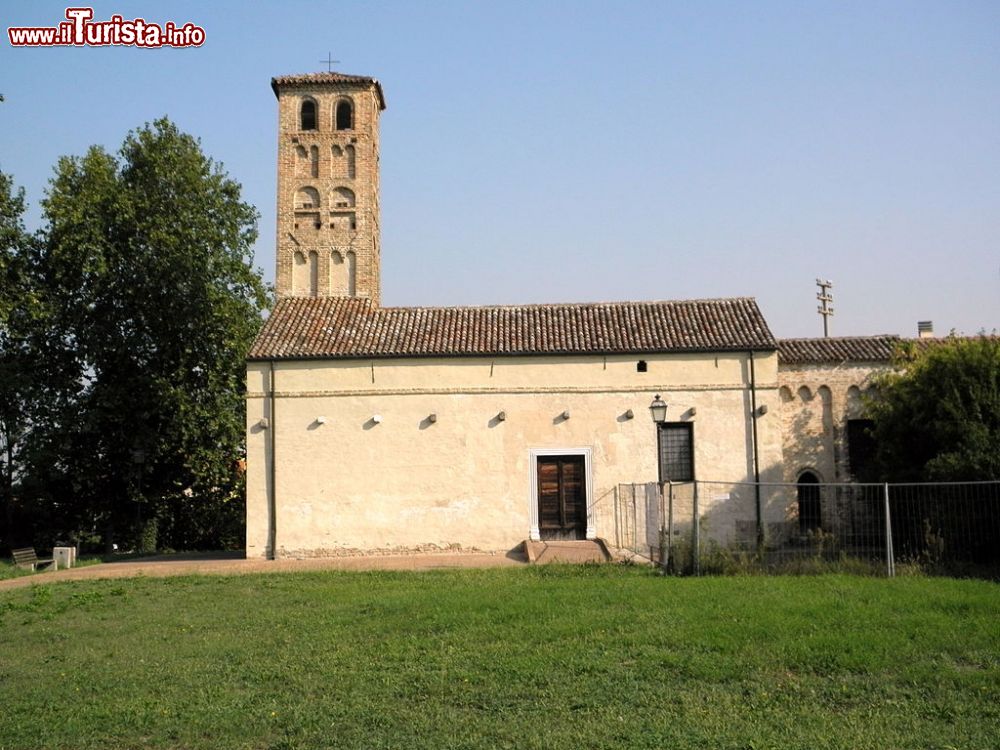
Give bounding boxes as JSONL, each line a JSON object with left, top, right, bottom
{"left": 612, "top": 480, "right": 1000, "bottom": 576}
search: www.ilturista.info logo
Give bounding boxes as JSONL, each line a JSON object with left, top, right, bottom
{"left": 8, "top": 7, "right": 205, "bottom": 48}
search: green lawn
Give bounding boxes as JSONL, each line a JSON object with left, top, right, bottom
{"left": 0, "top": 560, "right": 34, "bottom": 580}
{"left": 0, "top": 556, "right": 102, "bottom": 580}
{"left": 1, "top": 567, "right": 997, "bottom": 750}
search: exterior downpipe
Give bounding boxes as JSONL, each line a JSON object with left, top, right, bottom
{"left": 267, "top": 360, "right": 277, "bottom": 560}
{"left": 749, "top": 351, "right": 763, "bottom": 552}
{"left": 692, "top": 480, "right": 700, "bottom": 575}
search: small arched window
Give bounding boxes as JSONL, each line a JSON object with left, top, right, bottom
{"left": 335, "top": 99, "right": 353, "bottom": 130}
{"left": 294, "top": 145, "right": 309, "bottom": 177}
{"left": 296, "top": 187, "right": 320, "bottom": 210}
{"left": 332, "top": 187, "right": 355, "bottom": 208}
{"left": 330, "top": 250, "right": 345, "bottom": 295}
{"left": 307, "top": 251, "right": 319, "bottom": 297}
{"left": 797, "top": 471, "right": 822, "bottom": 533}
{"left": 345, "top": 145, "right": 356, "bottom": 178}
{"left": 309, "top": 146, "right": 319, "bottom": 178}
{"left": 346, "top": 251, "right": 356, "bottom": 296}
{"left": 300, "top": 99, "right": 317, "bottom": 130}
{"left": 292, "top": 251, "right": 307, "bottom": 295}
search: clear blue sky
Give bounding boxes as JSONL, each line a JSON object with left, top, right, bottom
{"left": 2, "top": 0, "right": 998, "bottom": 338}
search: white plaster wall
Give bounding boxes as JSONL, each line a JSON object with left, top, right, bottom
{"left": 246, "top": 352, "right": 782, "bottom": 558}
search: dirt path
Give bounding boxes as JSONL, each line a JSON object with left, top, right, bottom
{"left": 0, "top": 550, "right": 527, "bottom": 592}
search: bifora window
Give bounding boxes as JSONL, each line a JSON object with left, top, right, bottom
{"left": 658, "top": 423, "right": 694, "bottom": 482}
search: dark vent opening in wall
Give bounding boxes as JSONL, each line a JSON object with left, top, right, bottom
{"left": 636, "top": 360, "right": 648, "bottom": 372}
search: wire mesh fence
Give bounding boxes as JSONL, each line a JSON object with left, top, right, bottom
{"left": 612, "top": 480, "right": 1000, "bottom": 576}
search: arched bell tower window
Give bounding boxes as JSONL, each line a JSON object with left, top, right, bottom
{"left": 335, "top": 98, "right": 353, "bottom": 130}
{"left": 300, "top": 98, "right": 317, "bottom": 131}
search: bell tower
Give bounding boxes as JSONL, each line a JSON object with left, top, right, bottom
{"left": 271, "top": 72, "right": 386, "bottom": 303}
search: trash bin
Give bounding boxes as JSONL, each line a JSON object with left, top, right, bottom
{"left": 53, "top": 546, "right": 75, "bottom": 570}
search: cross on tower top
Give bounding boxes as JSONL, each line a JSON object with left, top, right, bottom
{"left": 320, "top": 53, "right": 340, "bottom": 73}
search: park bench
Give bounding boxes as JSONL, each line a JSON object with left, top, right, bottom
{"left": 11, "top": 547, "right": 56, "bottom": 572}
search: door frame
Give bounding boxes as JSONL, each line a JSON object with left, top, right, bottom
{"left": 528, "top": 447, "right": 594, "bottom": 541}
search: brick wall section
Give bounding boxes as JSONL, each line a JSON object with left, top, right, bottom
{"left": 775, "top": 337, "right": 900, "bottom": 485}
{"left": 273, "top": 75, "right": 383, "bottom": 304}
{"left": 777, "top": 360, "right": 887, "bottom": 483}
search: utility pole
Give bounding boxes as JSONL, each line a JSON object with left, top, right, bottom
{"left": 816, "top": 278, "right": 834, "bottom": 338}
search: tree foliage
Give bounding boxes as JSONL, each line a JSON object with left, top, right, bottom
{"left": 4, "top": 118, "right": 268, "bottom": 552}
{"left": 0, "top": 171, "right": 37, "bottom": 329}
{"left": 0, "top": 170, "right": 39, "bottom": 549}
{"left": 868, "top": 337, "right": 1000, "bottom": 482}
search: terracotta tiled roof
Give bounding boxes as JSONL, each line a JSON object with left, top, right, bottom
{"left": 249, "top": 297, "right": 777, "bottom": 361}
{"left": 777, "top": 335, "right": 901, "bottom": 365}
{"left": 271, "top": 72, "right": 386, "bottom": 110}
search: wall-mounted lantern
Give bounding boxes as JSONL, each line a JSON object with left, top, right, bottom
{"left": 649, "top": 394, "right": 667, "bottom": 424}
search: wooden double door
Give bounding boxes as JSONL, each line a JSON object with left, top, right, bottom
{"left": 537, "top": 455, "right": 587, "bottom": 540}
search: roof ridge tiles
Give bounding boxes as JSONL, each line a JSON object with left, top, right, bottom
{"left": 366, "top": 297, "right": 761, "bottom": 314}
{"left": 778, "top": 334, "right": 900, "bottom": 342}
{"left": 776, "top": 335, "right": 903, "bottom": 365}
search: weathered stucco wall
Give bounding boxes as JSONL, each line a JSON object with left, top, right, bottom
{"left": 246, "top": 351, "right": 782, "bottom": 558}
{"left": 777, "top": 362, "right": 885, "bottom": 484}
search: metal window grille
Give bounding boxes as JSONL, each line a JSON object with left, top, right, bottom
{"left": 658, "top": 423, "right": 693, "bottom": 482}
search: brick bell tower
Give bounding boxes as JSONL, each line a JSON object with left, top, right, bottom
{"left": 271, "top": 72, "right": 386, "bottom": 303}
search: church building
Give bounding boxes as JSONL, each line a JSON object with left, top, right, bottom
{"left": 245, "top": 72, "right": 894, "bottom": 559}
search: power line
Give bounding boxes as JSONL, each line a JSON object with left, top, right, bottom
{"left": 816, "top": 278, "right": 834, "bottom": 338}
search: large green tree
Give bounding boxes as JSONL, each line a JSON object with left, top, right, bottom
{"left": 0, "top": 168, "right": 78, "bottom": 553}
{"left": 0, "top": 169, "right": 36, "bottom": 550}
{"left": 868, "top": 337, "right": 1000, "bottom": 482}
{"left": 0, "top": 170, "right": 29, "bottom": 327}
{"left": 35, "top": 118, "right": 269, "bottom": 551}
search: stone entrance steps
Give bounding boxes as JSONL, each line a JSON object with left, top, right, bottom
{"left": 523, "top": 539, "right": 612, "bottom": 565}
